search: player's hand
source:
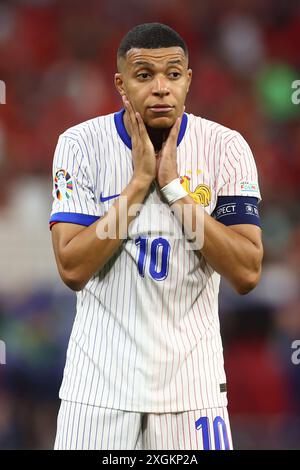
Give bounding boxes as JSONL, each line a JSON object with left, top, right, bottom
{"left": 156, "top": 107, "right": 185, "bottom": 188}
{"left": 123, "top": 95, "right": 156, "bottom": 185}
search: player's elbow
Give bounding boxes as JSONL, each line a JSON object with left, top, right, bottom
{"left": 234, "top": 243, "right": 263, "bottom": 295}
{"left": 234, "top": 268, "right": 261, "bottom": 295}
{"left": 65, "top": 278, "right": 86, "bottom": 292}
{"left": 56, "top": 251, "right": 88, "bottom": 291}
{"left": 60, "top": 268, "right": 87, "bottom": 292}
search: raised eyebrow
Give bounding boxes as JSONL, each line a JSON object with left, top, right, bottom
{"left": 167, "top": 60, "right": 184, "bottom": 66}
{"left": 132, "top": 61, "right": 155, "bottom": 68}
{"left": 132, "top": 60, "right": 184, "bottom": 69}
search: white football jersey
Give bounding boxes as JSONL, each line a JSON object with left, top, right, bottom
{"left": 50, "top": 109, "right": 261, "bottom": 412}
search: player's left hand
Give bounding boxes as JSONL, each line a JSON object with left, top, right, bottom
{"left": 156, "top": 107, "right": 185, "bottom": 188}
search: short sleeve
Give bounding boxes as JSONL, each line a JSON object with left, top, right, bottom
{"left": 49, "top": 134, "right": 102, "bottom": 229}
{"left": 217, "top": 132, "right": 262, "bottom": 201}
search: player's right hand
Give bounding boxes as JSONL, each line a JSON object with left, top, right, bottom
{"left": 123, "top": 95, "right": 156, "bottom": 184}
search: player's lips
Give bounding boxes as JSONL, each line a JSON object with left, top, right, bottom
{"left": 149, "top": 104, "right": 174, "bottom": 113}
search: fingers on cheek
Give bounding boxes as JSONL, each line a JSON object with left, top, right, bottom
{"left": 135, "top": 112, "right": 140, "bottom": 125}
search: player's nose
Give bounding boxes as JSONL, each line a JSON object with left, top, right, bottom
{"left": 152, "top": 76, "right": 170, "bottom": 96}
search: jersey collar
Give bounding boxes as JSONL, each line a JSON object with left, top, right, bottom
{"left": 114, "top": 108, "right": 188, "bottom": 150}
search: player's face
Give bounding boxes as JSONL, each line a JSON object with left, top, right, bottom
{"left": 115, "top": 47, "right": 192, "bottom": 128}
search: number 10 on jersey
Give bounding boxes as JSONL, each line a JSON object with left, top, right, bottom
{"left": 135, "top": 237, "right": 171, "bottom": 281}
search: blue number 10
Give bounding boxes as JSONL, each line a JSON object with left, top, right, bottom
{"left": 135, "top": 237, "right": 170, "bottom": 281}
{"left": 195, "top": 416, "right": 230, "bottom": 450}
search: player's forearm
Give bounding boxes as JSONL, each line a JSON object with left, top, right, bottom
{"left": 59, "top": 177, "right": 152, "bottom": 291}
{"left": 200, "top": 212, "right": 262, "bottom": 294}
{"left": 173, "top": 196, "right": 263, "bottom": 294}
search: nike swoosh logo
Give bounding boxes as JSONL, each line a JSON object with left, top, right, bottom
{"left": 100, "top": 192, "right": 120, "bottom": 202}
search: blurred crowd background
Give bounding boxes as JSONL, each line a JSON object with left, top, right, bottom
{"left": 0, "top": 0, "right": 300, "bottom": 450}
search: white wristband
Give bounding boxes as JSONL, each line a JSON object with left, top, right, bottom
{"left": 160, "top": 178, "right": 188, "bottom": 205}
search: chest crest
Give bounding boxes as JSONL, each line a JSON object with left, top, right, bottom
{"left": 179, "top": 175, "right": 211, "bottom": 206}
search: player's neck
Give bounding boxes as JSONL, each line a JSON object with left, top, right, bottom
{"left": 123, "top": 111, "right": 170, "bottom": 152}
{"left": 146, "top": 126, "right": 170, "bottom": 152}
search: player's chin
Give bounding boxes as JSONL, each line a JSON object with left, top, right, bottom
{"left": 146, "top": 114, "right": 175, "bottom": 128}
{"left": 146, "top": 107, "right": 176, "bottom": 123}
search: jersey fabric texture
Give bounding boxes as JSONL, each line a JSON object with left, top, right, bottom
{"left": 50, "top": 108, "right": 261, "bottom": 413}
{"left": 54, "top": 400, "right": 233, "bottom": 450}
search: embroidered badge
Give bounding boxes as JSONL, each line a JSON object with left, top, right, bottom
{"left": 180, "top": 176, "right": 211, "bottom": 206}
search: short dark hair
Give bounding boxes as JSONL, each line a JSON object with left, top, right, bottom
{"left": 117, "top": 23, "right": 188, "bottom": 71}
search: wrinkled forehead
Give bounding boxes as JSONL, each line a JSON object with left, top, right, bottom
{"left": 124, "top": 47, "right": 188, "bottom": 69}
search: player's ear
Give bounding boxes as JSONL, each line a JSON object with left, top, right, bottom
{"left": 187, "top": 68, "right": 192, "bottom": 92}
{"left": 114, "top": 73, "right": 125, "bottom": 97}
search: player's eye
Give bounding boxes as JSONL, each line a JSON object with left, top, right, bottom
{"left": 169, "top": 72, "right": 181, "bottom": 78}
{"left": 137, "top": 72, "right": 151, "bottom": 79}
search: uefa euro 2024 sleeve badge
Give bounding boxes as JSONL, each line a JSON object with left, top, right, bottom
{"left": 54, "top": 169, "right": 73, "bottom": 201}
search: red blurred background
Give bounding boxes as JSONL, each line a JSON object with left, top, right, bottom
{"left": 0, "top": 0, "right": 300, "bottom": 449}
